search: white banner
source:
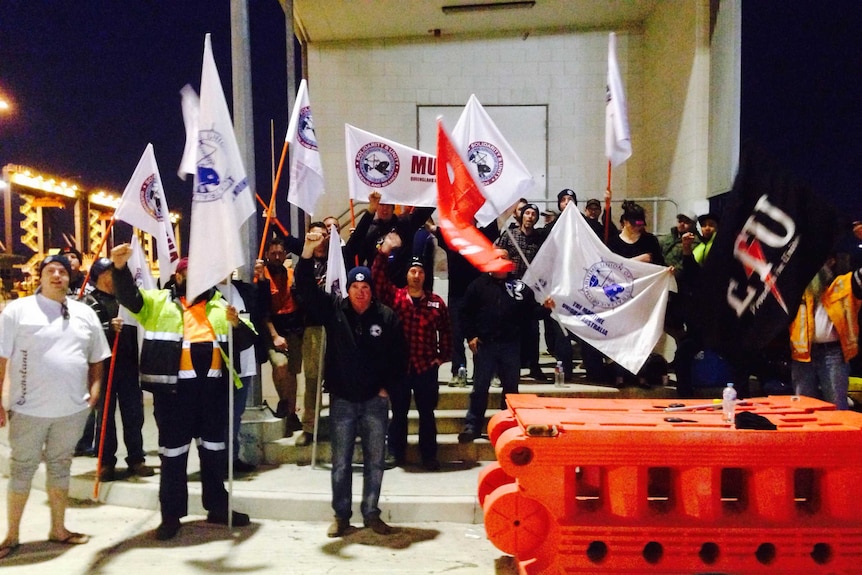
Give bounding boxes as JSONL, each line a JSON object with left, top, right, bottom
{"left": 606, "top": 32, "right": 632, "bottom": 167}
{"left": 325, "top": 224, "right": 347, "bottom": 297}
{"left": 452, "top": 94, "right": 535, "bottom": 227}
{"left": 114, "top": 144, "right": 180, "bottom": 279}
{"left": 285, "top": 79, "right": 325, "bottom": 215}
{"left": 345, "top": 124, "right": 437, "bottom": 208}
{"left": 522, "top": 205, "right": 675, "bottom": 373}
{"left": 186, "top": 34, "right": 256, "bottom": 301}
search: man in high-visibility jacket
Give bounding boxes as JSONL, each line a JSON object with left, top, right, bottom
{"left": 789, "top": 260, "right": 862, "bottom": 409}
{"left": 111, "top": 245, "right": 257, "bottom": 540}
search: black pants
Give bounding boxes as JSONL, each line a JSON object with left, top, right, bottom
{"left": 388, "top": 366, "right": 439, "bottom": 462}
{"left": 152, "top": 365, "right": 229, "bottom": 520}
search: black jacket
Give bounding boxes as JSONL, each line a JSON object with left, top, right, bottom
{"left": 295, "top": 257, "right": 406, "bottom": 402}
{"left": 462, "top": 274, "right": 543, "bottom": 344}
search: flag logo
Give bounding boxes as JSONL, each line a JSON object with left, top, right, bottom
{"left": 370, "top": 324, "right": 382, "bottom": 337}
{"left": 582, "top": 260, "right": 635, "bottom": 309}
{"left": 466, "top": 141, "right": 503, "bottom": 185}
{"left": 355, "top": 142, "right": 400, "bottom": 187}
{"left": 297, "top": 107, "right": 318, "bottom": 150}
{"left": 138, "top": 174, "right": 165, "bottom": 221}
{"left": 196, "top": 129, "right": 237, "bottom": 202}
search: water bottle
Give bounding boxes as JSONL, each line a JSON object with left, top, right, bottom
{"left": 722, "top": 382, "right": 737, "bottom": 424}
{"left": 554, "top": 361, "right": 565, "bottom": 388}
{"left": 457, "top": 364, "right": 468, "bottom": 388}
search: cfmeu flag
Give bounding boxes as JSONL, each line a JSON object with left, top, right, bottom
{"left": 114, "top": 144, "right": 180, "bottom": 280}
{"left": 345, "top": 124, "right": 437, "bottom": 208}
{"left": 606, "top": 32, "right": 632, "bottom": 167}
{"left": 285, "top": 79, "right": 325, "bottom": 215}
{"left": 325, "top": 224, "right": 348, "bottom": 297}
{"left": 452, "top": 94, "right": 535, "bottom": 227}
{"left": 186, "top": 34, "right": 256, "bottom": 302}
{"left": 436, "top": 118, "right": 513, "bottom": 274}
{"left": 523, "top": 205, "right": 675, "bottom": 374}
{"left": 698, "top": 145, "right": 838, "bottom": 364}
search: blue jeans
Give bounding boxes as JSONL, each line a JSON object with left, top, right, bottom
{"left": 330, "top": 394, "right": 389, "bottom": 521}
{"left": 465, "top": 340, "right": 520, "bottom": 433}
{"left": 792, "top": 342, "right": 850, "bottom": 409}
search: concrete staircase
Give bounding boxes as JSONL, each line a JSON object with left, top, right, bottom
{"left": 256, "top": 365, "right": 678, "bottom": 466}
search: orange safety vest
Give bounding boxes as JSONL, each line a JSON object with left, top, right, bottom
{"left": 789, "top": 272, "right": 861, "bottom": 363}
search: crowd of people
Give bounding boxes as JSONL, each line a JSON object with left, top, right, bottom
{"left": 0, "top": 190, "right": 860, "bottom": 551}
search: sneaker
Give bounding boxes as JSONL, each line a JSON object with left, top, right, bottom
{"left": 490, "top": 376, "right": 502, "bottom": 388}
{"left": 294, "top": 431, "right": 313, "bottom": 447}
{"left": 232, "top": 459, "right": 257, "bottom": 473}
{"left": 457, "top": 428, "right": 478, "bottom": 444}
{"left": 327, "top": 517, "right": 352, "bottom": 538}
{"left": 130, "top": 462, "right": 155, "bottom": 477}
{"left": 155, "top": 517, "right": 181, "bottom": 541}
{"left": 99, "top": 466, "right": 116, "bottom": 482}
{"left": 206, "top": 510, "right": 251, "bottom": 527}
{"left": 363, "top": 515, "right": 394, "bottom": 535}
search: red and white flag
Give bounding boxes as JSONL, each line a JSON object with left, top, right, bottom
{"left": 114, "top": 144, "right": 180, "bottom": 279}
{"left": 436, "top": 118, "right": 513, "bottom": 274}
{"left": 345, "top": 124, "right": 437, "bottom": 208}
{"left": 523, "top": 205, "right": 674, "bottom": 373}
{"left": 606, "top": 32, "right": 632, "bottom": 167}
{"left": 285, "top": 79, "right": 325, "bottom": 215}
{"left": 325, "top": 223, "right": 347, "bottom": 297}
{"left": 186, "top": 34, "right": 256, "bottom": 301}
{"left": 452, "top": 94, "right": 535, "bottom": 227}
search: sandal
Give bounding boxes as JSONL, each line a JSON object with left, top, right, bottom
{"left": 0, "top": 542, "right": 20, "bottom": 559}
{"left": 49, "top": 532, "right": 90, "bottom": 545}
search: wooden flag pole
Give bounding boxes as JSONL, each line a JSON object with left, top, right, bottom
{"left": 604, "top": 160, "right": 612, "bottom": 244}
{"left": 258, "top": 141, "right": 290, "bottom": 260}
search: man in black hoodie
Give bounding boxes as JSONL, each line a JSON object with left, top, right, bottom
{"left": 295, "top": 231, "right": 406, "bottom": 539}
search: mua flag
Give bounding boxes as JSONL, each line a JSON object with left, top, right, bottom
{"left": 523, "top": 204, "right": 675, "bottom": 373}
{"left": 345, "top": 124, "right": 437, "bottom": 208}
{"left": 114, "top": 144, "right": 180, "bottom": 279}
{"left": 452, "top": 94, "right": 535, "bottom": 227}
{"left": 437, "top": 118, "right": 513, "bottom": 274}
{"left": 187, "top": 34, "right": 256, "bottom": 302}
{"left": 697, "top": 145, "right": 838, "bottom": 365}
{"left": 606, "top": 32, "right": 632, "bottom": 167}
{"left": 285, "top": 79, "right": 325, "bottom": 215}
{"left": 325, "top": 223, "right": 348, "bottom": 297}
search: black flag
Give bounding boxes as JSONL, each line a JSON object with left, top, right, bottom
{"left": 698, "top": 145, "right": 838, "bottom": 365}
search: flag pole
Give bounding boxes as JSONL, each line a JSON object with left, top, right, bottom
{"left": 78, "top": 218, "right": 117, "bottom": 299}
{"left": 255, "top": 193, "right": 289, "bottom": 236}
{"left": 93, "top": 329, "right": 120, "bottom": 499}
{"left": 258, "top": 141, "right": 290, "bottom": 260}
{"left": 604, "top": 160, "right": 612, "bottom": 244}
{"left": 310, "top": 334, "right": 326, "bottom": 469}
{"left": 225, "top": 279, "right": 235, "bottom": 530}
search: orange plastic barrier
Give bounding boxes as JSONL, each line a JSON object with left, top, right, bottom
{"left": 480, "top": 395, "right": 862, "bottom": 574}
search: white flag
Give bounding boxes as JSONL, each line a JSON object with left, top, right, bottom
{"left": 345, "top": 124, "right": 437, "bottom": 208}
{"left": 325, "top": 224, "right": 347, "bottom": 297}
{"left": 114, "top": 144, "right": 180, "bottom": 279}
{"left": 178, "top": 84, "right": 200, "bottom": 179}
{"left": 285, "top": 79, "right": 325, "bottom": 215}
{"left": 452, "top": 94, "right": 535, "bottom": 227}
{"left": 118, "top": 235, "right": 156, "bottom": 353}
{"left": 522, "top": 205, "right": 675, "bottom": 374}
{"left": 606, "top": 32, "right": 632, "bottom": 167}
{"left": 186, "top": 34, "right": 256, "bottom": 301}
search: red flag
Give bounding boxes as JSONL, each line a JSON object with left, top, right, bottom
{"left": 436, "top": 119, "right": 513, "bottom": 273}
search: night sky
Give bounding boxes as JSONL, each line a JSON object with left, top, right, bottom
{"left": 1, "top": 1, "right": 859, "bottom": 252}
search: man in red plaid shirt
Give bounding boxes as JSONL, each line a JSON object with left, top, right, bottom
{"left": 373, "top": 232, "right": 452, "bottom": 471}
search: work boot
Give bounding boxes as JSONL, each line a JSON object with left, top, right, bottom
{"left": 327, "top": 517, "right": 352, "bottom": 538}
{"left": 130, "top": 462, "right": 155, "bottom": 477}
{"left": 155, "top": 517, "right": 181, "bottom": 541}
{"left": 99, "top": 466, "right": 116, "bottom": 482}
{"left": 206, "top": 510, "right": 251, "bottom": 526}
{"left": 286, "top": 413, "right": 303, "bottom": 433}
{"left": 364, "top": 515, "right": 394, "bottom": 535}
{"left": 457, "top": 428, "right": 478, "bottom": 444}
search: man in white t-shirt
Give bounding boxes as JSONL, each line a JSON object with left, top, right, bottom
{"left": 0, "top": 255, "right": 111, "bottom": 559}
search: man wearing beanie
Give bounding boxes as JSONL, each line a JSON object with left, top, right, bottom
{"left": 110, "top": 245, "right": 257, "bottom": 541}
{"left": 296, "top": 231, "right": 406, "bottom": 538}
{"left": 0, "top": 255, "right": 110, "bottom": 556}
{"left": 59, "top": 246, "right": 87, "bottom": 294}
{"left": 374, "top": 232, "right": 451, "bottom": 471}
